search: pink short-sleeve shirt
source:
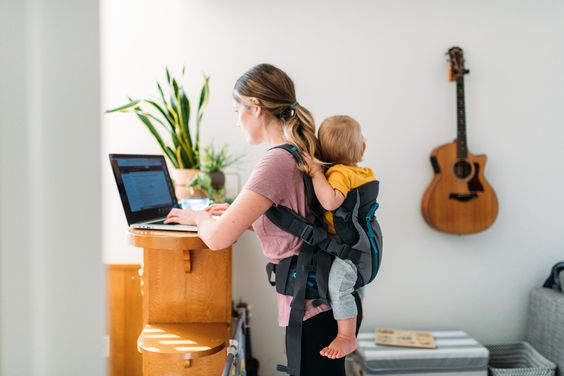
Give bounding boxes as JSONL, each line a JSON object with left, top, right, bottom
{"left": 243, "top": 147, "right": 332, "bottom": 327}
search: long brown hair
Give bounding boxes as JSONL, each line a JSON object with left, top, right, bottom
{"left": 233, "top": 63, "right": 319, "bottom": 174}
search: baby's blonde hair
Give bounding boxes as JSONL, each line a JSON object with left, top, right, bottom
{"left": 318, "top": 115, "right": 364, "bottom": 165}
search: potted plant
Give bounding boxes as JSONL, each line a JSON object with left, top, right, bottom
{"left": 106, "top": 67, "right": 210, "bottom": 199}
{"left": 201, "top": 142, "right": 243, "bottom": 190}
{"left": 188, "top": 172, "right": 226, "bottom": 203}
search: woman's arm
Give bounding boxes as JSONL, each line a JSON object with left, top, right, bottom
{"left": 206, "top": 203, "right": 254, "bottom": 232}
{"left": 165, "top": 189, "right": 271, "bottom": 250}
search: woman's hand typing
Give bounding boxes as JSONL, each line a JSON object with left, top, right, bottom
{"left": 164, "top": 207, "right": 199, "bottom": 225}
{"left": 205, "top": 203, "right": 230, "bottom": 216}
{"left": 165, "top": 206, "right": 214, "bottom": 227}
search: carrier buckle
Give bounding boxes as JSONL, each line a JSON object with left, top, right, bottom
{"left": 334, "top": 207, "right": 351, "bottom": 221}
{"left": 266, "top": 263, "right": 276, "bottom": 286}
{"left": 300, "top": 225, "right": 326, "bottom": 245}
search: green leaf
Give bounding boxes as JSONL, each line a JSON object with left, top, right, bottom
{"left": 197, "top": 75, "right": 210, "bottom": 123}
{"left": 171, "top": 131, "right": 180, "bottom": 149}
{"left": 172, "top": 78, "right": 180, "bottom": 100}
{"left": 157, "top": 82, "right": 167, "bottom": 105}
{"left": 140, "top": 112, "right": 174, "bottom": 138}
{"left": 169, "top": 92, "right": 179, "bottom": 117}
{"left": 145, "top": 100, "right": 173, "bottom": 127}
{"left": 170, "top": 76, "right": 194, "bottom": 167}
{"left": 179, "top": 88, "right": 191, "bottom": 144}
{"left": 180, "top": 147, "right": 190, "bottom": 168}
{"left": 174, "top": 145, "right": 190, "bottom": 169}
{"left": 105, "top": 100, "right": 141, "bottom": 113}
{"left": 170, "top": 79, "right": 180, "bottom": 119}
{"left": 195, "top": 75, "right": 210, "bottom": 152}
{"left": 135, "top": 112, "right": 179, "bottom": 168}
{"left": 164, "top": 146, "right": 178, "bottom": 168}
{"left": 175, "top": 146, "right": 184, "bottom": 169}
{"left": 171, "top": 78, "right": 181, "bottom": 125}
{"left": 135, "top": 112, "right": 163, "bottom": 147}
{"left": 164, "top": 99, "right": 179, "bottom": 126}
{"left": 106, "top": 66, "right": 204, "bottom": 170}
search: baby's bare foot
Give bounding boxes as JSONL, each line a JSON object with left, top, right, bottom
{"left": 319, "top": 334, "right": 357, "bottom": 359}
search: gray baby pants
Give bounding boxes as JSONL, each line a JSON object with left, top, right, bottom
{"left": 328, "top": 257, "right": 358, "bottom": 320}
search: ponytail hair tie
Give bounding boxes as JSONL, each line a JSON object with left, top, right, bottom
{"left": 277, "top": 101, "right": 300, "bottom": 121}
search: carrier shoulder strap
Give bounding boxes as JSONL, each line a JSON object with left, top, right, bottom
{"left": 266, "top": 144, "right": 325, "bottom": 223}
{"left": 277, "top": 244, "right": 315, "bottom": 376}
{"left": 266, "top": 205, "right": 328, "bottom": 246}
{"left": 264, "top": 145, "right": 331, "bottom": 376}
{"left": 265, "top": 144, "right": 328, "bottom": 245}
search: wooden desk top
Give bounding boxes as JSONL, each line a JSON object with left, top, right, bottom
{"left": 128, "top": 229, "right": 207, "bottom": 251}
{"left": 137, "top": 323, "right": 230, "bottom": 360}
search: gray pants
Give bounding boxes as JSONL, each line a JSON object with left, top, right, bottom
{"left": 328, "top": 257, "right": 358, "bottom": 320}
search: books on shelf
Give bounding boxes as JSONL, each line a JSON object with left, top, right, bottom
{"left": 375, "top": 328, "right": 437, "bottom": 349}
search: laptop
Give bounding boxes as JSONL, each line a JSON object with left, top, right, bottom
{"left": 109, "top": 154, "right": 198, "bottom": 232}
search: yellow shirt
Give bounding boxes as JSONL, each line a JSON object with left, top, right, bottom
{"left": 323, "top": 164, "right": 376, "bottom": 234}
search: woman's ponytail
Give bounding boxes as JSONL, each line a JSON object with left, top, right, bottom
{"left": 281, "top": 104, "right": 319, "bottom": 175}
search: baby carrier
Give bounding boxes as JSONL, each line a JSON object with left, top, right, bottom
{"left": 264, "top": 144, "right": 383, "bottom": 376}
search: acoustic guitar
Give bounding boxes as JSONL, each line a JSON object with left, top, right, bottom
{"left": 421, "top": 47, "right": 499, "bottom": 234}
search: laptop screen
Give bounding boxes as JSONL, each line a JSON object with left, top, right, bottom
{"left": 109, "top": 154, "right": 178, "bottom": 225}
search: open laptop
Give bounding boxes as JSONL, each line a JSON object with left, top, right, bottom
{"left": 109, "top": 154, "right": 198, "bottom": 232}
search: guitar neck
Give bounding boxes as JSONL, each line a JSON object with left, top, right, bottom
{"left": 456, "top": 77, "right": 468, "bottom": 159}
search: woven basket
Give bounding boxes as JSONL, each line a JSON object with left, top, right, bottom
{"left": 486, "top": 342, "right": 557, "bottom": 376}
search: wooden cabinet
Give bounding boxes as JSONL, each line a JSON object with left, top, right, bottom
{"left": 106, "top": 264, "right": 144, "bottom": 376}
{"left": 128, "top": 229, "right": 232, "bottom": 376}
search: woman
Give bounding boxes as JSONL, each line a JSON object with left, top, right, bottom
{"left": 164, "top": 63, "right": 362, "bottom": 376}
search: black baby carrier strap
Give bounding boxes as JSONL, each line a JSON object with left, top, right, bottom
{"left": 263, "top": 144, "right": 383, "bottom": 376}
{"left": 264, "top": 144, "right": 332, "bottom": 375}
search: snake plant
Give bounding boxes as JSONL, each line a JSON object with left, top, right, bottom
{"left": 106, "top": 67, "right": 210, "bottom": 169}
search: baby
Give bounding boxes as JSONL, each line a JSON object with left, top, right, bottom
{"left": 307, "top": 115, "right": 376, "bottom": 359}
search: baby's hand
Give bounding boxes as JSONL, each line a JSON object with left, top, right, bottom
{"left": 302, "top": 153, "right": 323, "bottom": 177}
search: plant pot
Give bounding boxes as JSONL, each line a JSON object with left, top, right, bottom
{"left": 171, "top": 168, "right": 207, "bottom": 199}
{"left": 209, "top": 171, "right": 226, "bottom": 190}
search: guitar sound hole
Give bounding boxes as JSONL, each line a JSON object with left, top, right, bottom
{"left": 453, "top": 160, "right": 472, "bottom": 179}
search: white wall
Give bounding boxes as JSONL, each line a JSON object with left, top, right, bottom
{"left": 1, "top": 0, "right": 104, "bottom": 375}
{"left": 101, "top": 0, "right": 564, "bottom": 374}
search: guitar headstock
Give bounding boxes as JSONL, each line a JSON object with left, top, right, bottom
{"left": 447, "top": 46, "right": 469, "bottom": 81}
